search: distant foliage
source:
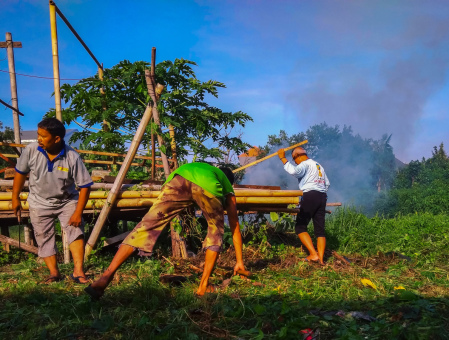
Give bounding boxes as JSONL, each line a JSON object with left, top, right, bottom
{"left": 375, "top": 143, "right": 449, "bottom": 215}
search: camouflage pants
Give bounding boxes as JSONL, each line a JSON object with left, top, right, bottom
{"left": 122, "top": 175, "right": 225, "bottom": 255}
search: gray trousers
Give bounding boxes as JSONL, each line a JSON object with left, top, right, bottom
{"left": 29, "top": 202, "right": 84, "bottom": 258}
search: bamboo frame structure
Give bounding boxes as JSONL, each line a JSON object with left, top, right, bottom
{"left": 233, "top": 140, "right": 308, "bottom": 173}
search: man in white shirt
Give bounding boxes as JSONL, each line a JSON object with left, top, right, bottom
{"left": 278, "top": 146, "right": 330, "bottom": 264}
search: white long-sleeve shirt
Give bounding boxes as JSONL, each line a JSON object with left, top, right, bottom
{"left": 283, "top": 158, "right": 330, "bottom": 193}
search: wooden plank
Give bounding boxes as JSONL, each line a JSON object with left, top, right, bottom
{"left": 91, "top": 170, "right": 111, "bottom": 178}
{"left": 103, "top": 231, "right": 131, "bottom": 246}
{"left": 4, "top": 168, "right": 16, "bottom": 179}
{"left": 0, "top": 234, "right": 38, "bottom": 254}
{"left": 0, "top": 42, "right": 22, "bottom": 48}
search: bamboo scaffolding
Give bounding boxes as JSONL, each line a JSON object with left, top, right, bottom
{"left": 233, "top": 140, "right": 308, "bottom": 173}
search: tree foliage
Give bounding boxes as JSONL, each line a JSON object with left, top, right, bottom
{"left": 0, "top": 121, "right": 15, "bottom": 177}
{"left": 48, "top": 59, "right": 252, "bottom": 164}
{"left": 375, "top": 143, "right": 449, "bottom": 216}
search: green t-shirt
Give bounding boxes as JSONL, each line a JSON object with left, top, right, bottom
{"left": 165, "top": 163, "right": 234, "bottom": 203}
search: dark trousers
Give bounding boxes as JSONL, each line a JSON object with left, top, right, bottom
{"left": 295, "top": 190, "right": 327, "bottom": 238}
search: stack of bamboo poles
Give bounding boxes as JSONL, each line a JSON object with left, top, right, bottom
{"left": 0, "top": 188, "right": 306, "bottom": 212}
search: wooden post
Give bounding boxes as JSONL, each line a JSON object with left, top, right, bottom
{"left": 145, "top": 47, "right": 170, "bottom": 177}
{"left": 84, "top": 104, "right": 154, "bottom": 258}
{"left": 4, "top": 33, "right": 22, "bottom": 148}
{"left": 62, "top": 229, "right": 70, "bottom": 263}
{"left": 1, "top": 225, "right": 10, "bottom": 252}
{"left": 168, "top": 125, "right": 179, "bottom": 169}
{"left": 121, "top": 220, "right": 127, "bottom": 233}
{"left": 151, "top": 121, "right": 156, "bottom": 180}
{"left": 145, "top": 48, "right": 186, "bottom": 259}
{"left": 49, "top": 1, "right": 62, "bottom": 122}
{"left": 98, "top": 64, "right": 109, "bottom": 132}
{"left": 24, "top": 221, "right": 34, "bottom": 246}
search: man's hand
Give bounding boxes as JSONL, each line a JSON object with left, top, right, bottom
{"left": 277, "top": 148, "right": 286, "bottom": 160}
{"left": 12, "top": 196, "right": 22, "bottom": 222}
{"left": 68, "top": 212, "right": 83, "bottom": 228}
{"left": 233, "top": 262, "right": 246, "bottom": 276}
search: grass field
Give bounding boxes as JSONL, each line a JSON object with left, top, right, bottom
{"left": 1, "top": 208, "right": 448, "bottom": 339}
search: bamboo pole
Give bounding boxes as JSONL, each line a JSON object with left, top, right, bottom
{"left": 0, "top": 189, "right": 304, "bottom": 201}
{"left": 5, "top": 32, "right": 22, "bottom": 150}
{"left": 49, "top": 1, "right": 62, "bottom": 122}
{"left": 52, "top": 1, "right": 102, "bottom": 68}
{"left": 0, "top": 197, "right": 301, "bottom": 211}
{"left": 84, "top": 104, "right": 154, "bottom": 259}
{"left": 233, "top": 140, "right": 308, "bottom": 173}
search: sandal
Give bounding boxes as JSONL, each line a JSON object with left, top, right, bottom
{"left": 84, "top": 284, "right": 104, "bottom": 301}
{"left": 70, "top": 274, "right": 89, "bottom": 284}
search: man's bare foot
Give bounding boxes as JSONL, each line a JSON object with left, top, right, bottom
{"left": 301, "top": 256, "right": 320, "bottom": 263}
{"left": 195, "top": 284, "right": 216, "bottom": 296}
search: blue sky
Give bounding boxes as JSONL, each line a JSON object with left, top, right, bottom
{"left": 1, "top": 0, "right": 448, "bottom": 162}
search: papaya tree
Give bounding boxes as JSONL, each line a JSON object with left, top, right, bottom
{"left": 48, "top": 59, "right": 252, "bottom": 166}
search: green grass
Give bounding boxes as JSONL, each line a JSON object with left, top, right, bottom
{"left": 1, "top": 209, "right": 448, "bottom": 339}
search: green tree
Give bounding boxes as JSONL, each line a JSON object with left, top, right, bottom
{"left": 49, "top": 59, "right": 252, "bottom": 166}
{"left": 375, "top": 143, "right": 449, "bottom": 216}
{"left": 0, "top": 122, "right": 15, "bottom": 178}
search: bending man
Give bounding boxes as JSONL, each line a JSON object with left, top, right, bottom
{"left": 85, "top": 162, "right": 246, "bottom": 299}
{"left": 278, "top": 147, "right": 330, "bottom": 264}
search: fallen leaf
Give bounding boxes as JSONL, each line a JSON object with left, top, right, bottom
{"left": 394, "top": 286, "right": 405, "bottom": 290}
{"left": 361, "top": 278, "right": 377, "bottom": 289}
